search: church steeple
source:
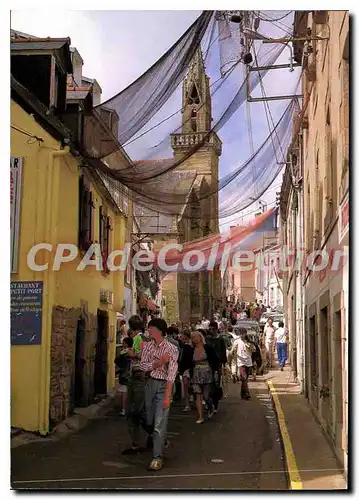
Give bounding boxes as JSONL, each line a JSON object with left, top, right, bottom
{"left": 182, "top": 49, "right": 211, "bottom": 133}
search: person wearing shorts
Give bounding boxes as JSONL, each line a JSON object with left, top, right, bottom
{"left": 187, "top": 331, "right": 220, "bottom": 424}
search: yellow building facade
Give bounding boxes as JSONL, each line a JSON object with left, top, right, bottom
{"left": 11, "top": 98, "right": 128, "bottom": 434}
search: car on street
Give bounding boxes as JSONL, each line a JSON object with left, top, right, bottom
{"left": 234, "top": 320, "right": 261, "bottom": 342}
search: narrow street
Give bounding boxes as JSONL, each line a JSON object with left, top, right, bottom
{"left": 11, "top": 379, "right": 287, "bottom": 490}
{"left": 10, "top": 9, "right": 349, "bottom": 492}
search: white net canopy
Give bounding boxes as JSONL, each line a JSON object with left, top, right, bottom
{"left": 79, "top": 11, "right": 300, "bottom": 222}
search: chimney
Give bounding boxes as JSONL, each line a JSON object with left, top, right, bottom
{"left": 70, "top": 48, "right": 83, "bottom": 87}
{"left": 92, "top": 82, "right": 102, "bottom": 106}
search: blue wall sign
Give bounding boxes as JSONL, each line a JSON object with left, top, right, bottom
{"left": 11, "top": 281, "right": 43, "bottom": 346}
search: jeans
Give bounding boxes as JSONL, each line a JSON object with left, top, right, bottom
{"left": 239, "top": 366, "right": 250, "bottom": 399}
{"left": 145, "top": 378, "right": 170, "bottom": 459}
{"left": 277, "top": 343, "right": 287, "bottom": 367}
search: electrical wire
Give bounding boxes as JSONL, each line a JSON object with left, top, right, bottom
{"left": 11, "top": 124, "right": 44, "bottom": 143}
{"left": 219, "top": 200, "right": 277, "bottom": 227}
{"left": 258, "top": 11, "right": 293, "bottom": 23}
{"left": 90, "top": 96, "right": 294, "bottom": 217}
{"left": 123, "top": 60, "right": 238, "bottom": 148}
{"left": 257, "top": 12, "right": 294, "bottom": 36}
{"left": 254, "top": 44, "right": 287, "bottom": 164}
{"left": 243, "top": 64, "right": 258, "bottom": 198}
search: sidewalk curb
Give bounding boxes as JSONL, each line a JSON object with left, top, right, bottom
{"left": 11, "top": 389, "right": 118, "bottom": 449}
{"left": 266, "top": 380, "right": 303, "bottom": 490}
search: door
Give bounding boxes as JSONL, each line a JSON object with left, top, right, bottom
{"left": 333, "top": 310, "right": 344, "bottom": 451}
{"left": 94, "top": 310, "right": 108, "bottom": 396}
{"left": 309, "top": 315, "right": 319, "bottom": 409}
{"left": 320, "top": 306, "right": 333, "bottom": 436}
{"left": 73, "top": 317, "right": 86, "bottom": 407}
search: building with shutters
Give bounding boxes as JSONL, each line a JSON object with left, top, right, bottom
{"left": 279, "top": 11, "right": 349, "bottom": 474}
{"left": 10, "top": 32, "right": 132, "bottom": 434}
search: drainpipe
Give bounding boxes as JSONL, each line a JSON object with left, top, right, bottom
{"left": 291, "top": 182, "right": 298, "bottom": 382}
{"left": 38, "top": 146, "right": 70, "bottom": 435}
{"left": 297, "top": 132, "right": 305, "bottom": 392}
{"left": 298, "top": 186, "right": 305, "bottom": 391}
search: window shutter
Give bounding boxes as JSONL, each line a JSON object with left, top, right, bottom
{"left": 99, "top": 206, "right": 103, "bottom": 248}
{"left": 78, "top": 176, "right": 85, "bottom": 247}
{"left": 105, "top": 215, "right": 111, "bottom": 257}
{"left": 88, "top": 191, "right": 93, "bottom": 242}
{"left": 83, "top": 189, "right": 89, "bottom": 243}
{"left": 324, "top": 121, "right": 332, "bottom": 205}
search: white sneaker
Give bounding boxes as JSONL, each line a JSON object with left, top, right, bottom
{"left": 120, "top": 409, "right": 126, "bottom": 416}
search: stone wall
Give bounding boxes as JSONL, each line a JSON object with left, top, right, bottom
{"left": 78, "top": 304, "right": 98, "bottom": 407}
{"left": 49, "top": 303, "right": 98, "bottom": 429}
{"left": 50, "top": 306, "right": 80, "bottom": 428}
{"left": 160, "top": 273, "right": 179, "bottom": 325}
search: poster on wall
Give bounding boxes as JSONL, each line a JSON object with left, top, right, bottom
{"left": 11, "top": 281, "right": 43, "bottom": 345}
{"left": 11, "top": 156, "right": 23, "bottom": 273}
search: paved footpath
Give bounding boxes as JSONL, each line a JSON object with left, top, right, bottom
{"left": 11, "top": 379, "right": 288, "bottom": 490}
{"left": 265, "top": 366, "right": 347, "bottom": 490}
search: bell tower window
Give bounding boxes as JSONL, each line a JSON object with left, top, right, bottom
{"left": 191, "top": 108, "right": 197, "bottom": 132}
{"left": 188, "top": 83, "right": 200, "bottom": 105}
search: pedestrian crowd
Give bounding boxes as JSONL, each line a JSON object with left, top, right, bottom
{"left": 114, "top": 306, "right": 288, "bottom": 472}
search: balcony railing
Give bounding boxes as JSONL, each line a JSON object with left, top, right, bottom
{"left": 170, "top": 131, "right": 222, "bottom": 154}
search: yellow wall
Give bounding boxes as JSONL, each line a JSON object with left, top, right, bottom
{"left": 11, "top": 101, "right": 61, "bottom": 433}
{"left": 11, "top": 100, "right": 127, "bottom": 433}
{"left": 54, "top": 162, "right": 126, "bottom": 391}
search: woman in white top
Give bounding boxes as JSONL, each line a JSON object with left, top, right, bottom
{"left": 229, "top": 328, "right": 253, "bottom": 400}
{"left": 264, "top": 318, "right": 276, "bottom": 369}
{"left": 274, "top": 321, "right": 288, "bottom": 371}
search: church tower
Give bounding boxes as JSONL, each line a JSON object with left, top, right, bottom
{"left": 181, "top": 49, "right": 212, "bottom": 134}
{"left": 171, "top": 49, "right": 223, "bottom": 320}
{"left": 171, "top": 48, "right": 222, "bottom": 235}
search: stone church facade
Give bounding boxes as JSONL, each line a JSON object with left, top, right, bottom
{"left": 154, "top": 49, "right": 223, "bottom": 324}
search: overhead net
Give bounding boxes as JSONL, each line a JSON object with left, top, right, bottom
{"left": 80, "top": 10, "right": 299, "bottom": 222}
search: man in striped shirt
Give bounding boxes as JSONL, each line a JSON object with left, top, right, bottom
{"left": 140, "top": 318, "right": 178, "bottom": 471}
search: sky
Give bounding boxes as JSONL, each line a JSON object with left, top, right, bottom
{"left": 11, "top": 10, "right": 299, "bottom": 230}
{"left": 11, "top": 10, "right": 201, "bottom": 101}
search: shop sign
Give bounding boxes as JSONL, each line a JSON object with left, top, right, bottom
{"left": 11, "top": 281, "right": 43, "bottom": 345}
